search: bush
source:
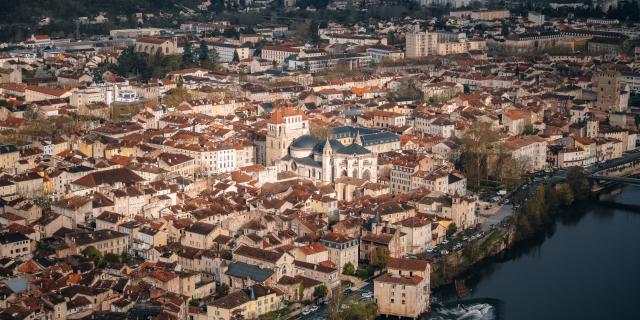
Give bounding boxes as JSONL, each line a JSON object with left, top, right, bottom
{"left": 342, "top": 262, "right": 355, "bottom": 276}
{"left": 355, "top": 269, "right": 369, "bottom": 280}
{"left": 216, "top": 283, "right": 230, "bottom": 297}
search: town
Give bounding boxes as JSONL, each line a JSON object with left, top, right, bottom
{"left": 0, "top": 0, "right": 639, "bottom": 320}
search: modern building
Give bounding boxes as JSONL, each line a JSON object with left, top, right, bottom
{"left": 210, "top": 43, "right": 252, "bottom": 62}
{"left": 406, "top": 26, "right": 486, "bottom": 58}
{"left": 528, "top": 12, "right": 545, "bottom": 26}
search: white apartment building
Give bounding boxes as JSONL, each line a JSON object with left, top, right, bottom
{"left": 366, "top": 45, "right": 405, "bottom": 63}
{"left": 260, "top": 45, "right": 300, "bottom": 64}
{"left": 406, "top": 27, "right": 485, "bottom": 58}
{"left": 210, "top": 43, "right": 252, "bottom": 62}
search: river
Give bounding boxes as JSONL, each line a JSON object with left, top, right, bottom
{"left": 430, "top": 185, "right": 640, "bottom": 320}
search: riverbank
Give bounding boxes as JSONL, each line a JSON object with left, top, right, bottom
{"left": 432, "top": 185, "right": 640, "bottom": 320}
{"left": 429, "top": 168, "right": 593, "bottom": 289}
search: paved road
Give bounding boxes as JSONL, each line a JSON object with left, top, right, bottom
{"left": 480, "top": 204, "right": 513, "bottom": 232}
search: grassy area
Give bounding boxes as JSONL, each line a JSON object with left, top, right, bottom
{"left": 111, "top": 102, "right": 144, "bottom": 120}
{"left": 480, "top": 230, "right": 502, "bottom": 252}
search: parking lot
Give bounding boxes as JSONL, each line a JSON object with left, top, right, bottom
{"left": 296, "top": 282, "right": 374, "bottom": 320}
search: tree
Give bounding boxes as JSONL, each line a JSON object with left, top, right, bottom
{"left": 501, "top": 21, "right": 510, "bottom": 37}
{"left": 308, "top": 20, "right": 321, "bottom": 45}
{"left": 216, "top": 283, "right": 230, "bottom": 297}
{"left": 386, "top": 31, "right": 397, "bottom": 45}
{"left": 182, "top": 42, "right": 196, "bottom": 68}
{"left": 446, "top": 223, "right": 457, "bottom": 237}
{"left": 232, "top": 50, "right": 240, "bottom": 62}
{"left": 370, "top": 247, "right": 388, "bottom": 268}
{"left": 494, "top": 146, "right": 523, "bottom": 190}
{"left": 113, "top": 46, "right": 152, "bottom": 80}
{"left": 342, "top": 262, "right": 355, "bottom": 276}
{"left": 565, "top": 168, "right": 590, "bottom": 200}
{"left": 81, "top": 246, "right": 102, "bottom": 263}
{"left": 198, "top": 40, "right": 209, "bottom": 62}
{"left": 162, "top": 87, "right": 192, "bottom": 107}
{"left": 202, "top": 47, "right": 219, "bottom": 71}
{"left": 104, "top": 253, "right": 121, "bottom": 263}
{"left": 553, "top": 182, "right": 574, "bottom": 206}
{"left": 522, "top": 124, "right": 534, "bottom": 135}
{"left": 341, "top": 301, "right": 378, "bottom": 320}
{"left": 298, "top": 282, "right": 305, "bottom": 301}
{"left": 120, "top": 251, "right": 130, "bottom": 263}
{"left": 325, "top": 286, "right": 344, "bottom": 320}
{"left": 313, "top": 285, "right": 328, "bottom": 300}
{"left": 460, "top": 121, "right": 501, "bottom": 190}
{"left": 211, "top": 0, "right": 225, "bottom": 12}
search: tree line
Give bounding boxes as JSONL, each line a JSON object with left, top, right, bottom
{"left": 109, "top": 41, "right": 219, "bottom": 81}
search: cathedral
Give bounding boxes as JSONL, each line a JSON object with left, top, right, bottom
{"left": 265, "top": 107, "right": 400, "bottom": 184}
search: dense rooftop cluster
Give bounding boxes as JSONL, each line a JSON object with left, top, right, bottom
{"left": 0, "top": 1, "right": 638, "bottom": 319}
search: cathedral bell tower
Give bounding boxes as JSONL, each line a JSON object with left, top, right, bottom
{"left": 322, "top": 138, "right": 333, "bottom": 183}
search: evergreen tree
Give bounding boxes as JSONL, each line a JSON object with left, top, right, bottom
{"left": 201, "top": 47, "right": 219, "bottom": 71}
{"left": 211, "top": 0, "right": 225, "bottom": 12}
{"left": 232, "top": 50, "right": 240, "bottom": 62}
{"left": 308, "top": 20, "right": 321, "bottom": 45}
{"left": 198, "top": 40, "right": 209, "bottom": 62}
{"left": 501, "top": 22, "right": 510, "bottom": 37}
{"left": 182, "top": 42, "right": 196, "bottom": 68}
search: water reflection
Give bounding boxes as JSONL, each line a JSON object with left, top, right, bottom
{"left": 431, "top": 186, "right": 640, "bottom": 320}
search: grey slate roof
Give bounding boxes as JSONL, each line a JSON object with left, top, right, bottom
{"left": 0, "top": 145, "right": 17, "bottom": 154}
{"left": 291, "top": 134, "right": 319, "bottom": 149}
{"left": 293, "top": 157, "right": 323, "bottom": 168}
{"left": 225, "top": 261, "right": 274, "bottom": 282}
{"left": 336, "top": 143, "right": 370, "bottom": 155}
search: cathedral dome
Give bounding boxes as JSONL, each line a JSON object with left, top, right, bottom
{"left": 290, "top": 134, "right": 319, "bottom": 158}
{"left": 291, "top": 134, "right": 319, "bottom": 150}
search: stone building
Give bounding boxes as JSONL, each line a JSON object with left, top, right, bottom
{"left": 134, "top": 37, "right": 178, "bottom": 55}
{"left": 265, "top": 107, "right": 310, "bottom": 166}
{"left": 374, "top": 258, "right": 430, "bottom": 319}
{"left": 594, "top": 70, "right": 630, "bottom": 113}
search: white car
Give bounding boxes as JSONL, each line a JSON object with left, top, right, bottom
{"left": 442, "top": 239, "right": 449, "bottom": 245}
{"left": 361, "top": 291, "right": 373, "bottom": 298}
{"left": 302, "top": 307, "right": 311, "bottom": 315}
{"left": 310, "top": 305, "right": 319, "bottom": 312}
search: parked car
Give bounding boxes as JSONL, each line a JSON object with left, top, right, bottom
{"left": 302, "top": 307, "right": 311, "bottom": 315}
{"left": 310, "top": 305, "right": 319, "bottom": 312}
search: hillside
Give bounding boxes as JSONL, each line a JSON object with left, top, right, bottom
{"left": 0, "top": 0, "right": 208, "bottom": 42}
